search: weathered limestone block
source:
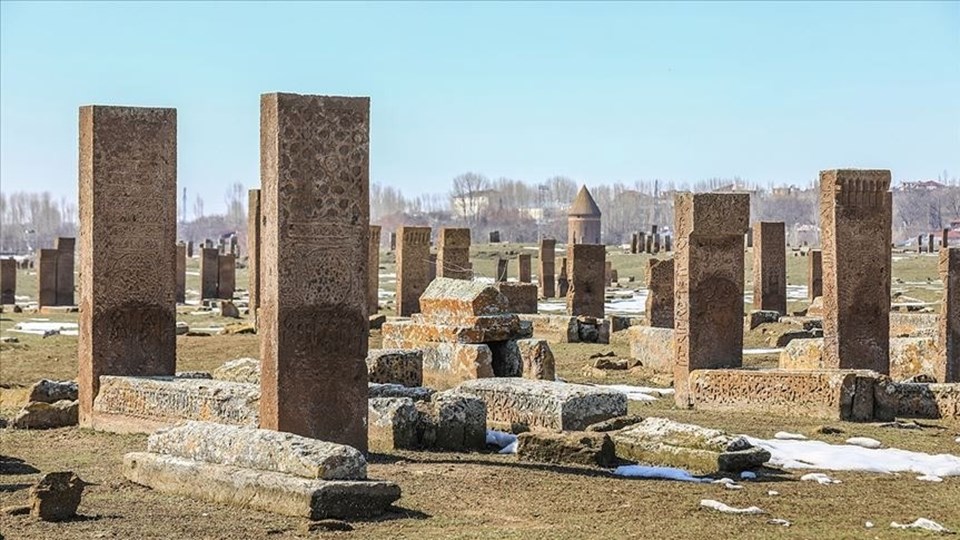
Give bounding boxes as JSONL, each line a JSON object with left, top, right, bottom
{"left": 123, "top": 453, "right": 400, "bottom": 519}
{"left": 12, "top": 400, "right": 78, "bottom": 429}
{"left": 91, "top": 376, "right": 260, "bottom": 433}
{"left": 421, "top": 390, "right": 488, "bottom": 451}
{"left": 368, "top": 397, "right": 420, "bottom": 451}
{"left": 418, "top": 278, "right": 509, "bottom": 324}
{"left": 780, "top": 337, "right": 942, "bottom": 382}
{"left": 516, "top": 431, "right": 616, "bottom": 467}
{"left": 890, "top": 313, "right": 938, "bottom": 338}
{"left": 517, "top": 314, "right": 579, "bottom": 343}
{"left": 687, "top": 369, "right": 891, "bottom": 421}
{"left": 148, "top": 421, "right": 365, "bottom": 480}
{"left": 778, "top": 338, "right": 824, "bottom": 370}
{"left": 806, "top": 296, "right": 825, "bottom": 317}
{"left": 645, "top": 258, "right": 674, "bottom": 328}
{"left": 27, "top": 379, "right": 78, "bottom": 403}
{"left": 886, "top": 383, "right": 960, "bottom": 419}
{"left": 368, "top": 383, "right": 435, "bottom": 402}
{"left": 366, "top": 349, "right": 423, "bottom": 387}
{"left": 612, "top": 417, "right": 770, "bottom": 474}
{"left": 29, "top": 472, "right": 84, "bottom": 522}
{"left": 456, "top": 378, "right": 627, "bottom": 431}
{"left": 211, "top": 357, "right": 261, "bottom": 384}
{"left": 516, "top": 339, "right": 556, "bottom": 381}
{"left": 414, "top": 343, "right": 494, "bottom": 390}
{"left": 496, "top": 282, "right": 539, "bottom": 314}
{"left": 627, "top": 326, "right": 674, "bottom": 372}
{"left": 382, "top": 315, "right": 521, "bottom": 346}
{"left": 747, "top": 310, "right": 780, "bottom": 330}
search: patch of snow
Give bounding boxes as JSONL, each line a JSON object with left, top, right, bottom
{"left": 747, "top": 436, "right": 960, "bottom": 477}
{"left": 10, "top": 321, "right": 79, "bottom": 337}
{"left": 604, "top": 290, "right": 648, "bottom": 314}
{"left": 767, "top": 491, "right": 779, "bottom": 496}
{"left": 865, "top": 521, "right": 874, "bottom": 528}
{"left": 380, "top": 273, "right": 397, "bottom": 278}
{"left": 613, "top": 465, "right": 705, "bottom": 483}
{"left": 740, "top": 471, "right": 757, "bottom": 480}
{"left": 186, "top": 271, "right": 200, "bottom": 276}
{"left": 600, "top": 384, "right": 673, "bottom": 402}
{"left": 188, "top": 311, "right": 216, "bottom": 316}
{"left": 743, "top": 348, "right": 784, "bottom": 355}
{"left": 700, "top": 500, "right": 764, "bottom": 515}
{"left": 955, "top": 436, "right": 960, "bottom": 444}
{"left": 845, "top": 437, "right": 882, "bottom": 449}
{"left": 768, "top": 519, "right": 791, "bottom": 527}
{"left": 486, "top": 430, "right": 517, "bottom": 454}
{"left": 786, "top": 285, "right": 808, "bottom": 300}
{"left": 537, "top": 301, "right": 567, "bottom": 313}
{"left": 712, "top": 478, "right": 742, "bottom": 490}
{"left": 774, "top": 432, "right": 808, "bottom": 441}
{"left": 890, "top": 518, "right": 952, "bottom": 533}
{"left": 916, "top": 475, "right": 943, "bottom": 482}
{"left": 800, "top": 472, "right": 841, "bottom": 485}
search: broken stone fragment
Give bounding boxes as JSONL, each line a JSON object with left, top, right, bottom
{"left": 219, "top": 300, "right": 241, "bottom": 318}
{"left": 516, "top": 431, "right": 617, "bottom": 467}
{"left": 211, "top": 357, "right": 260, "bottom": 384}
{"left": 11, "top": 400, "right": 78, "bottom": 429}
{"left": 29, "top": 471, "right": 84, "bottom": 521}
{"left": 366, "top": 349, "right": 423, "bottom": 387}
{"left": 368, "top": 397, "right": 419, "bottom": 452}
{"left": 26, "top": 379, "right": 78, "bottom": 403}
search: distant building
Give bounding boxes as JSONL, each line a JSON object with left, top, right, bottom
{"left": 896, "top": 180, "right": 946, "bottom": 192}
{"left": 567, "top": 185, "right": 602, "bottom": 245}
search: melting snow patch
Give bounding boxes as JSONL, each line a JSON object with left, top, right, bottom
{"left": 613, "top": 465, "right": 705, "bottom": 483}
{"left": 700, "top": 500, "right": 763, "bottom": 515}
{"left": 746, "top": 436, "right": 960, "bottom": 477}
{"left": 10, "top": 321, "right": 79, "bottom": 337}
{"left": 768, "top": 519, "right": 791, "bottom": 527}
{"left": 767, "top": 491, "right": 779, "bottom": 496}
{"left": 890, "top": 518, "right": 952, "bottom": 534}
{"left": 774, "top": 432, "right": 808, "bottom": 441}
{"left": 917, "top": 475, "right": 944, "bottom": 482}
{"left": 743, "top": 348, "right": 784, "bottom": 355}
{"left": 712, "top": 478, "right": 742, "bottom": 490}
{"left": 845, "top": 437, "right": 882, "bottom": 449}
{"left": 800, "top": 472, "right": 841, "bottom": 485}
{"left": 740, "top": 471, "right": 757, "bottom": 480}
{"left": 486, "top": 430, "right": 517, "bottom": 454}
{"left": 600, "top": 384, "right": 673, "bottom": 402}
{"left": 865, "top": 521, "right": 874, "bottom": 528}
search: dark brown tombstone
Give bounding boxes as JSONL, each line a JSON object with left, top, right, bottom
{"left": 566, "top": 244, "right": 605, "bottom": 318}
{"left": 175, "top": 243, "right": 186, "bottom": 303}
{"left": 808, "top": 249, "right": 823, "bottom": 301}
{"left": 631, "top": 233, "right": 639, "bottom": 254}
{"left": 557, "top": 256, "right": 569, "bottom": 298}
{"left": 187, "top": 240, "right": 194, "bottom": 258}
{"left": 638, "top": 232, "right": 647, "bottom": 254}
{"left": 489, "top": 231, "right": 501, "bottom": 243}
{"left": 664, "top": 235, "right": 672, "bottom": 252}
{"left": 217, "top": 254, "right": 235, "bottom": 299}
{"left": 645, "top": 257, "right": 674, "bottom": 328}
{"left": 645, "top": 236, "right": 653, "bottom": 254}
{"left": 943, "top": 228, "right": 950, "bottom": 248}
{"left": 78, "top": 105, "right": 177, "bottom": 426}
{"left": 368, "top": 225, "right": 381, "bottom": 314}
{"left": 437, "top": 228, "right": 471, "bottom": 279}
{"left": 604, "top": 261, "right": 613, "bottom": 287}
{"left": 538, "top": 238, "right": 556, "bottom": 298}
{"left": 674, "top": 193, "right": 749, "bottom": 407}
{"left": 745, "top": 228, "right": 753, "bottom": 249}
{"left": 820, "top": 169, "right": 891, "bottom": 373}
{"left": 0, "top": 258, "right": 15, "bottom": 304}
{"left": 55, "top": 237, "right": 75, "bottom": 306}
{"left": 396, "top": 226, "right": 431, "bottom": 317}
{"left": 652, "top": 225, "right": 661, "bottom": 253}
{"left": 199, "top": 248, "right": 219, "bottom": 299}
{"left": 518, "top": 253, "right": 532, "bottom": 283}
{"left": 939, "top": 247, "right": 959, "bottom": 382}
{"left": 496, "top": 258, "right": 509, "bottom": 282}
{"left": 248, "top": 189, "right": 261, "bottom": 324}
{"left": 918, "top": 234, "right": 924, "bottom": 254}
{"left": 389, "top": 232, "right": 397, "bottom": 252}
{"left": 230, "top": 236, "right": 239, "bottom": 257}
{"left": 929, "top": 234, "right": 935, "bottom": 254}
{"left": 259, "top": 92, "right": 369, "bottom": 451}
{"left": 37, "top": 249, "right": 58, "bottom": 307}
{"left": 752, "top": 222, "right": 786, "bottom": 315}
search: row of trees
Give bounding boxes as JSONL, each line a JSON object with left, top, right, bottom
{"left": 3, "top": 172, "right": 958, "bottom": 254}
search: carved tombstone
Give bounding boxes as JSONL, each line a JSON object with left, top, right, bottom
{"left": 645, "top": 257, "right": 674, "bottom": 328}
{"left": 247, "top": 189, "right": 261, "bottom": 324}
{"left": 673, "top": 193, "right": 749, "bottom": 407}
{"left": 368, "top": 225, "right": 381, "bottom": 314}
{"left": 808, "top": 249, "right": 823, "bottom": 301}
{"left": 396, "top": 226, "right": 431, "bottom": 317}
{"left": 496, "top": 258, "right": 508, "bottom": 282}
{"left": 37, "top": 249, "right": 58, "bottom": 307}
{"left": 437, "top": 227, "right": 471, "bottom": 280}
{"left": 199, "top": 248, "right": 219, "bottom": 300}
{"left": 566, "top": 244, "right": 605, "bottom": 318}
{"left": 78, "top": 105, "right": 177, "bottom": 426}
{"left": 518, "top": 254, "right": 532, "bottom": 283}
{"left": 557, "top": 257, "right": 569, "bottom": 297}
{"left": 175, "top": 243, "right": 186, "bottom": 303}
{"left": 752, "top": 222, "right": 786, "bottom": 315}
{"left": 259, "top": 93, "right": 369, "bottom": 451}
{"left": 820, "top": 169, "right": 892, "bottom": 373}
{"left": 217, "top": 254, "right": 235, "bottom": 299}
{"left": 939, "top": 247, "right": 959, "bottom": 382}
{"left": 55, "top": 237, "right": 76, "bottom": 306}
{"left": 538, "top": 238, "right": 556, "bottom": 298}
{"left": 0, "top": 258, "right": 15, "bottom": 304}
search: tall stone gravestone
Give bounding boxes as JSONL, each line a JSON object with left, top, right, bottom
{"left": 752, "top": 222, "right": 786, "bottom": 315}
{"left": 938, "top": 247, "right": 959, "bottom": 382}
{"left": 248, "top": 188, "right": 261, "bottom": 324}
{"left": 437, "top": 228, "right": 471, "bottom": 279}
{"left": 808, "top": 249, "right": 823, "bottom": 301}
{"left": 397, "top": 226, "right": 431, "bottom": 317}
{"left": 217, "top": 254, "right": 235, "bottom": 299}
{"left": 78, "top": 105, "right": 177, "bottom": 426}
{"left": 175, "top": 243, "right": 186, "bottom": 303}
{"left": 566, "top": 244, "right": 605, "bottom": 318}
{"left": 518, "top": 253, "right": 532, "bottom": 283}
{"left": 368, "top": 225, "right": 381, "bottom": 314}
{"left": 645, "top": 257, "right": 674, "bottom": 328}
{"left": 0, "top": 258, "right": 15, "bottom": 304}
{"left": 538, "top": 238, "right": 556, "bottom": 298}
{"left": 259, "top": 93, "right": 369, "bottom": 451}
{"left": 199, "top": 248, "right": 219, "bottom": 299}
{"left": 37, "top": 249, "right": 58, "bottom": 307}
{"left": 673, "top": 193, "right": 749, "bottom": 407}
{"left": 819, "top": 169, "right": 892, "bottom": 373}
{"left": 55, "top": 237, "right": 76, "bottom": 306}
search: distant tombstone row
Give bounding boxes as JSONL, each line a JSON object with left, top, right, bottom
{"left": 199, "top": 248, "right": 235, "bottom": 300}
{"left": 630, "top": 228, "right": 671, "bottom": 254}
{"left": 37, "top": 237, "right": 76, "bottom": 307}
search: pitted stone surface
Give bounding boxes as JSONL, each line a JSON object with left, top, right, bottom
{"left": 517, "top": 339, "right": 556, "bottom": 380}
{"left": 890, "top": 313, "right": 938, "bottom": 338}
{"left": 212, "top": 358, "right": 261, "bottom": 384}
{"left": 779, "top": 337, "right": 942, "bottom": 382}
{"left": 12, "top": 400, "right": 78, "bottom": 429}
{"left": 366, "top": 349, "right": 423, "bottom": 387}
{"left": 688, "top": 369, "right": 891, "bottom": 421}
{"left": 437, "top": 228, "right": 471, "bottom": 280}
{"left": 418, "top": 278, "right": 509, "bottom": 324}
{"left": 456, "top": 378, "right": 626, "bottom": 431}
{"left": 496, "top": 282, "right": 538, "bottom": 314}
{"left": 397, "top": 226, "right": 431, "bottom": 316}
{"left": 645, "top": 258, "right": 674, "bottom": 328}
{"left": 122, "top": 453, "right": 400, "bottom": 519}
{"left": 368, "top": 383, "right": 435, "bottom": 402}
{"left": 148, "top": 421, "right": 366, "bottom": 480}
{"left": 383, "top": 316, "right": 521, "bottom": 346}
{"left": 752, "top": 222, "right": 786, "bottom": 314}
{"left": 628, "top": 326, "right": 674, "bottom": 372}
{"left": 424, "top": 390, "right": 487, "bottom": 451}
{"left": 613, "top": 417, "right": 769, "bottom": 473}
{"left": 368, "top": 397, "right": 419, "bottom": 451}
{"left": 887, "top": 383, "right": 960, "bottom": 419}
{"left": 27, "top": 379, "right": 78, "bottom": 403}
{"left": 92, "top": 376, "right": 259, "bottom": 433}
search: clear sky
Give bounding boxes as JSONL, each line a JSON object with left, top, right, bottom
{"left": 1, "top": 1, "right": 958, "bottom": 213}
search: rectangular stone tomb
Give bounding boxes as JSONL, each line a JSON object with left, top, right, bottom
{"left": 779, "top": 337, "right": 945, "bottom": 383}
{"left": 90, "top": 376, "right": 259, "bottom": 434}
{"left": 455, "top": 378, "right": 627, "bottom": 431}
{"left": 123, "top": 422, "right": 400, "bottom": 519}
{"left": 686, "top": 369, "right": 893, "bottom": 421}
{"left": 368, "top": 390, "right": 487, "bottom": 452}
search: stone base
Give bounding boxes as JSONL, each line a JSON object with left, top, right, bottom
{"left": 686, "top": 369, "right": 892, "bottom": 421}
{"left": 779, "top": 337, "right": 948, "bottom": 382}
{"left": 496, "top": 283, "right": 539, "bottom": 314}
{"left": 627, "top": 326, "right": 674, "bottom": 372}
{"left": 884, "top": 383, "right": 960, "bottom": 419}
{"left": 456, "top": 378, "right": 627, "bottom": 431}
{"left": 123, "top": 452, "right": 400, "bottom": 519}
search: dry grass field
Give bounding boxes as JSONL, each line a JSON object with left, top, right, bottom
{"left": 1, "top": 245, "right": 957, "bottom": 539}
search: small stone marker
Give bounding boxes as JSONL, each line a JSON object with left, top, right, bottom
{"left": 518, "top": 253, "right": 532, "bottom": 283}
{"left": 29, "top": 472, "right": 84, "bottom": 521}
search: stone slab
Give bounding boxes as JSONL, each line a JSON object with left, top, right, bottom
{"left": 366, "top": 349, "right": 423, "bottom": 387}
{"left": 779, "top": 337, "right": 946, "bottom": 382}
{"left": 627, "top": 326, "right": 674, "bottom": 372}
{"left": 496, "top": 282, "right": 538, "bottom": 314}
{"left": 418, "top": 278, "right": 508, "bottom": 324}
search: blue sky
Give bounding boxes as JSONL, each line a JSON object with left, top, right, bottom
{"left": 1, "top": 1, "right": 958, "bottom": 212}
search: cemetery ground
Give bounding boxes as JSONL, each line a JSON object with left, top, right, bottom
{"left": 2, "top": 246, "right": 958, "bottom": 539}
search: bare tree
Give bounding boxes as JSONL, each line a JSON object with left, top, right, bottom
{"left": 451, "top": 172, "right": 491, "bottom": 226}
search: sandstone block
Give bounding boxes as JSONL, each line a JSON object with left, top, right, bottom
{"left": 368, "top": 383, "right": 435, "bottom": 402}
{"left": 425, "top": 390, "right": 487, "bottom": 451}
{"left": 456, "top": 378, "right": 627, "bottom": 431}
{"left": 12, "top": 400, "right": 78, "bottom": 429}
{"left": 517, "top": 314, "right": 579, "bottom": 343}
{"left": 886, "top": 383, "right": 960, "bottom": 419}
{"left": 366, "top": 349, "right": 423, "bottom": 387}
{"left": 517, "top": 339, "right": 556, "bottom": 380}
{"left": 27, "top": 379, "right": 78, "bottom": 403}
{"left": 627, "top": 326, "right": 674, "bottom": 372}
{"left": 496, "top": 282, "right": 539, "bottom": 314}
{"left": 747, "top": 310, "right": 780, "bottom": 330}
{"left": 516, "top": 431, "right": 616, "bottom": 467}
{"left": 368, "top": 397, "right": 420, "bottom": 452}
{"left": 418, "top": 278, "right": 509, "bottom": 324}
{"left": 147, "top": 421, "right": 365, "bottom": 480}
{"left": 211, "top": 357, "right": 261, "bottom": 384}
{"left": 29, "top": 472, "right": 84, "bottom": 522}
